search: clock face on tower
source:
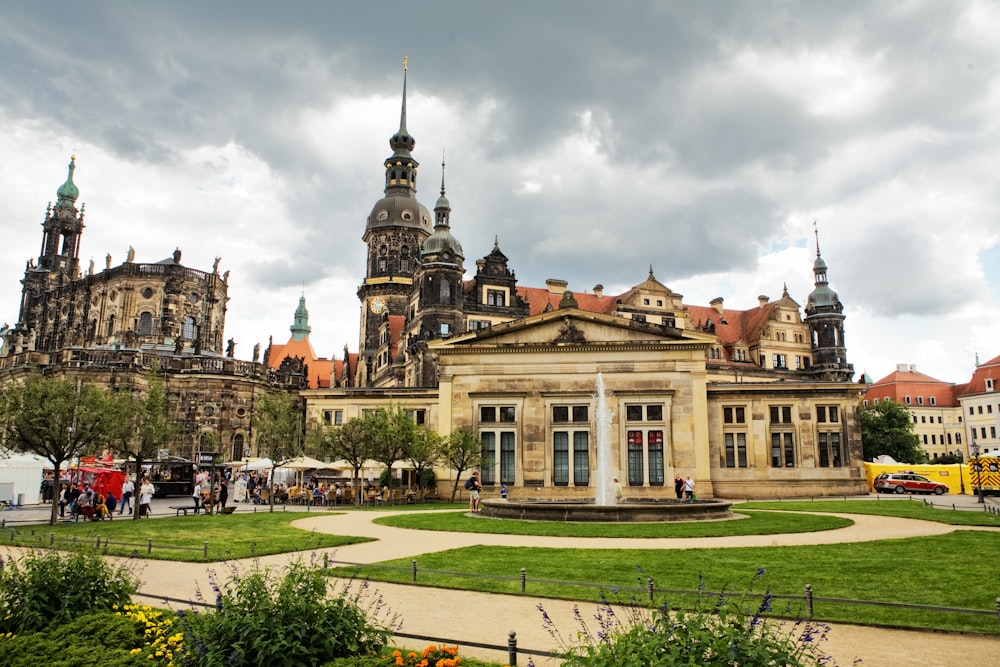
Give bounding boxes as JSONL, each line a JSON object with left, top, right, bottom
{"left": 370, "top": 297, "right": 387, "bottom": 314}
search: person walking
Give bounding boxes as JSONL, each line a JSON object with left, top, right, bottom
{"left": 58, "top": 482, "right": 69, "bottom": 518}
{"left": 119, "top": 478, "right": 134, "bottom": 515}
{"left": 613, "top": 477, "right": 623, "bottom": 503}
{"left": 192, "top": 479, "right": 202, "bottom": 514}
{"left": 217, "top": 476, "right": 229, "bottom": 512}
{"left": 138, "top": 478, "right": 155, "bottom": 518}
{"left": 684, "top": 476, "right": 696, "bottom": 500}
{"left": 674, "top": 475, "right": 684, "bottom": 499}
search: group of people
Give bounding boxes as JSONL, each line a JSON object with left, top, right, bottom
{"left": 674, "top": 475, "right": 696, "bottom": 499}
{"left": 57, "top": 477, "right": 156, "bottom": 520}
{"left": 191, "top": 470, "right": 229, "bottom": 514}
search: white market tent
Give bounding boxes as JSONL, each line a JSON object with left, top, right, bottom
{"left": 0, "top": 452, "right": 47, "bottom": 504}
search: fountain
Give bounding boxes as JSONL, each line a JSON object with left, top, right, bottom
{"left": 478, "top": 374, "right": 734, "bottom": 522}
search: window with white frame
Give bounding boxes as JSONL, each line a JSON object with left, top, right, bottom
{"left": 624, "top": 403, "right": 666, "bottom": 486}
{"left": 552, "top": 404, "right": 589, "bottom": 486}
{"left": 479, "top": 404, "right": 517, "bottom": 486}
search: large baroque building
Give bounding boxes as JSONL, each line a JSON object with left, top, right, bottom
{"left": 303, "top": 68, "right": 869, "bottom": 499}
{"left": 959, "top": 354, "right": 1000, "bottom": 456}
{"left": 0, "top": 157, "right": 303, "bottom": 462}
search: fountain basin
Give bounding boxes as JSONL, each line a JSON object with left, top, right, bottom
{"left": 478, "top": 498, "right": 734, "bottom": 522}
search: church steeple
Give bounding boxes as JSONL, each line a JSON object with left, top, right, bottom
{"left": 290, "top": 294, "right": 312, "bottom": 342}
{"left": 384, "top": 56, "right": 419, "bottom": 197}
{"left": 804, "top": 224, "right": 852, "bottom": 381}
{"left": 37, "top": 155, "right": 85, "bottom": 277}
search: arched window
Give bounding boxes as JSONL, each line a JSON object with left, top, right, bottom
{"left": 440, "top": 278, "right": 451, "bottom": 303}
{"left": 106, "top": 314, "right": 116, "bottom": 337}
{"left": 138, "top": 312, "right": 153, "bottom": 335}
{"left": 378, "top": 245, "right": 388, "bottom": 273}
{"left": 232, "top": 434, "right": 245, "bottom": 462}
{"left": 182, "top": 316, "right": 197, "bottom": 340}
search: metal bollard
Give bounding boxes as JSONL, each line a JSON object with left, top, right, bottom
{"left": 147, "top": 537, "right": 153, "bottom": 554}
{"left": 507, "top": 630, "right": 518, "bottom": 666}
{"left": 520, "top": 567, "right": 527, "bottom": 593}
{"left": 805, "top": 584, "right": 814, "bottom": 619}
{"left": 412, "top": 559, "right": 418, "bottom": 583}
{"left": 648, "top": 577, "right": 655, "bottom": 602}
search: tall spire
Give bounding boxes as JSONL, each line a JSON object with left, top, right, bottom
{"left": 389, "top": 56, "right": 415, "bottom": 156}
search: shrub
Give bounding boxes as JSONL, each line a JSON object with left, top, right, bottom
{"left": 538, "top": 569, "right": 841, "bottom": 667}
{"left": 0, "top": 549, "right": 139, "bottom": 634}
{"left": 0, "top": 611, "right": 148, "bottom": 666}
{"left": 179, "top": 557, "right": 396, "bottom": 666}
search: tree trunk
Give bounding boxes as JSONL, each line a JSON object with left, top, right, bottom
{"left": 48, "top": 457, "right": 65, "bottom": 526}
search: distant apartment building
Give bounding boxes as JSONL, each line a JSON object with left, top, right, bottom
{"left": 959, "top": 354, "right": 1000, "bottom": 456}
{"left": 863, "top": 364, "right": 964, "bottom": 460}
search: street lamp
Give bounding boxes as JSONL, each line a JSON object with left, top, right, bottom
{"left": 971, "top": 440, "right": 985, "bottom": 504}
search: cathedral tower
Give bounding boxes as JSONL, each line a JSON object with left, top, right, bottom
{"left": 357, "top": 59, "right": 433, "bottom": 369}
{"left": 804, "top": 228, "right": 853, "bottom": 381}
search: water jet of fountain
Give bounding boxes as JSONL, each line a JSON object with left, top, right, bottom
{"left": 595, "top": 373, "right": 614, "bottom": 505}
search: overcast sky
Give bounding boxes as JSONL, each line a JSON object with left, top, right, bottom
{"left": 1, "top": 1, "right": 997, "bottom": 385}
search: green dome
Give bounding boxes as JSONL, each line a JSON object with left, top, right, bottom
{"left": 422, "top": 228, "right": 464, "bottom": 258}
{"left": 56, "top": 156, "right": 79, "bottom": 206}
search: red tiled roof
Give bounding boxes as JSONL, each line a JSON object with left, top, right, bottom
{"left": 959, "top": 353, "right": 1000, "bottom": 396}
{"left": 864, "top": 369, "right": 960, "bottom": 406}
{"left": 268, "top": 336, "right": 333, "bottom": 390}
{"left": 515, "top": 286, "right": 620, "bottom": 316}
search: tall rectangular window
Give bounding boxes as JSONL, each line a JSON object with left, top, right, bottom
{"left": 553, "top": 432, "right": 569, "bottom": 486}
{"left": 771, "top": 433, "right": 795, "bottom": 467}
{"left": 486, "top": 289, "right": 506, "bottom": 306}
{"left": 648, "top": 431, "right": 664, "bottom": 485}
{"left": 500, "top": 432, "right": 516, "bottom": 485}
{"left": 818, "top": 432, "right": 842, "bottom": 468}
{"left": 573, "top": 432, "right": 590, "bottom": 485}
{"left": 769, "top": 406, "right": 792, "bottom": 424}
{"left": 724, "top": 433, "right": 748, "bottom": 468}
{"left": 627, "top": 430, "right": 644, "bottom": 486}
{"left": 480, "top": 432, "right": 496, "bottom": 485}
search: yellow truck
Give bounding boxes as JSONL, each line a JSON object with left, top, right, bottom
{"left": 970, "top": 455, "right": 1000, "bottom": 496}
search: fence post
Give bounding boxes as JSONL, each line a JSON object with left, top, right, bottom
{"left": 648, "top": 577, "right": 655, "bottom": 602}
{"left": 50, "top": 533, "right": 55, "bottom": 546}
{"left": 147, "top": 538, "right": 153, "bottom": 555}
{"left": 995, "top": 597, "right": 1000, "bottom": 629}
{"left": 507, "top": 631, "right": 518, "bottom": 666}
{"left": 95, "top": 535, "right": 101, "bottom": 551}
{"left": 805, "top": 584, "right": 814, "bottom": 619}
{"left": 412, "top": 559, "right": 418, "bottom": 583}
{"left": 520, "top": 567, "right": 527, "bottom": 593}
{"left": 250, "top": 542, "right": 255, "bottom": 557}
{"left": 203, "top": 542, "right": 209, "bottom": 560}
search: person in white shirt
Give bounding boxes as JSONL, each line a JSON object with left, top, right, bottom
{"left": 138, "top": 478, "right": 155, "bottom": 517}
{"left": 119, "top": 478, "right": 134, "bottom": 515}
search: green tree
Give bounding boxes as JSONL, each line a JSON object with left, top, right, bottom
{"left": 107, "top": 368, "right": 177, "bottom": 520}
{"left": 252, "top": 390, "right": 304, "bottom": 511}
{"left": 316, "top": 418, "right": 373, "bottom": 506}
{"left": 0, "top": 373, "right": 119, "bottom": 525}
{"left": 440, "top": 426, "right": 483, "bottom": 502}
{"left": 859, "top": 399, "right": 928, "bottom": 463}
{"left": 406, "top": 426, "right": 443, "bottom": 499}
{"left": 365, "top": 405, "right": 418, "bottom": 491}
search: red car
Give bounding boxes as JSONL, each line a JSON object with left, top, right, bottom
{"left": 873, "top": 473, "right": 948, "bottom": 495}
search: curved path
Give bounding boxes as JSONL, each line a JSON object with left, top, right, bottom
{"left": 114, "top": 507, "right": 999, "bottom": 667}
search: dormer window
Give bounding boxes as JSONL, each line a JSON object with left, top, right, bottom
{"left": 987, "top": 378, "right": 995, "bottom": 392}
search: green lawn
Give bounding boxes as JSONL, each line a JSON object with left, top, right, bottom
{"left": 375, "top": 509, "right": 853, "bottom": 537}
{"left": 735, "top": 498, "right": 1000, "bottom": 526}
{"left": 5, "top": 511, "right": 372, "bottom": 562}
{"left": 332, "top": 530, "right": 1000, "bottom": 634}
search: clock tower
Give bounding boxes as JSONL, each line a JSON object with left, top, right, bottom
{"left": 357, "top": 59, "right": 432, "bottom": 369}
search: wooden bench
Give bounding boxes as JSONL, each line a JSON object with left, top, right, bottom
{"left": 170, "top": 506, "right": 196, "bottom": 516}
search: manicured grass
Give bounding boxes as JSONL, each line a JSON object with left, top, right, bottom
{"left": 5, "top": 511, "right": 372, "bottom": 562}
{"left": 334, "top": 531, "right": 1000, "bottom": 634}
{"left": 374, "top": 509, "right": 853, "bottom": 537}
{"left": 735, "top": 498, "right": 1000, "bottom": 526}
